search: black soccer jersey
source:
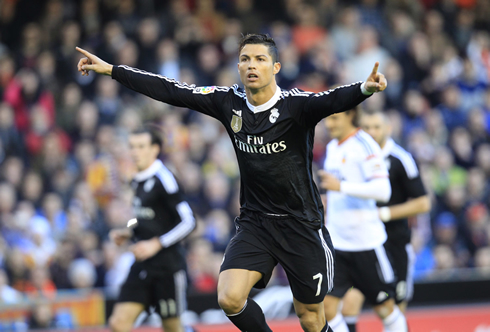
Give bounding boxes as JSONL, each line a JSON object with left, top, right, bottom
{"left": 377, "top": 138, "right": 426, "bottom": 244}
{"left": 112, "top": 65, "right": 369, "bottom": 229}
{"left": 131, "top": 159, "right": 196, "bottom": 272}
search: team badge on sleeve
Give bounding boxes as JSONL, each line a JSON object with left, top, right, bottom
{"left": 193, "top": 86, "right": 216, "bottom": 94}
{"left": 231, "top": 115, "right": 242, "bottom": 133}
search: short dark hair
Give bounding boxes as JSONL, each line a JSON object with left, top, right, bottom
{"left": 238, "top": 34, "right": 279, "bottom": 63}
{"left": 346, "top": 107, "right": 361, "bottom": 127}
{"left": 131, "top": 125, "right": 163, "bottom": 149}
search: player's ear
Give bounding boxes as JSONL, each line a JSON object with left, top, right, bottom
{"left": 151, "top": 143, "right": 160, "bottom": 158}
{"left": 273, "top": 62, "right": 281, "bottom": 75}
{"left": 387, "top": 123, "right": 393, "bottom": 137}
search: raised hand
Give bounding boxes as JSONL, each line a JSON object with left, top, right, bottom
{"left": 364, "top": 62, "right": 387, "bottom": 93}
{"left": 76, "top": 47, "right": 113, "bottom": 76}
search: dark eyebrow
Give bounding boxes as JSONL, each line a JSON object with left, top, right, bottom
{"left": 240, "top": 54, "right": 269, "bottom": 58}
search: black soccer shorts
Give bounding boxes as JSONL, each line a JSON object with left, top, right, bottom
{"left": 384, "top": 239, "right": 416, "bottom": 304}
{"left": 118, "top": 263, "right": 187, "bottom": 319}
{"left": 220, "top": 212, "right": 335, "bottom": 304}
{"left": 328, "top": 243, "right": 396, "bottom": 305}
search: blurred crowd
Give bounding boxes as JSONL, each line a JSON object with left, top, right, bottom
{"left": 1, "top": 0, "right": 490, "bottom": 326}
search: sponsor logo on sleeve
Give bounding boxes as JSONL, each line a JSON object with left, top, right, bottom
{"left": 193, "top": 86, "right": 216, "bottom": 94}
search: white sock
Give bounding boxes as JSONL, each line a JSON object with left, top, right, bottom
{"left": 328, "top": 313, "right": 350, "bottom": 332}
{"left": 383, "top": 307, "right": 407, "bottom": 332}
{"left": 344, "top": 315, "right": 358, "bottom": 325}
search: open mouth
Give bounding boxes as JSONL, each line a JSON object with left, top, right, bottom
{"left": 247, "top": 73, "right": 258, "bottom": 80}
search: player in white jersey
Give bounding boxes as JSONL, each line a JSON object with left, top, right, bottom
{"left": 320, "top": 108, "right": 408, "bottom": 332}
{"left": 340, "top": 110, "right": 430, "bottom": 332}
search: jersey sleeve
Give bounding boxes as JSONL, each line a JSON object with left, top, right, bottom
{"left": 112, "top": 65, "right": 227, "bottom": 120}
{"left": 155, "top": 173, "right": 196, "bottom": 248}
{"left": 291, "top": 82, "right": 370, "bottom": 127}
{"left": 361, "top": 154, "right": 389, "bottom": 180}
{"left": 399, "top": 159, "right": 427, "bottom": 199}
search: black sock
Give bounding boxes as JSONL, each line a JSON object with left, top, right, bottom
{"left": 226, "top": 298, "right": 272, "bottom": 332}
{"left": 321, "top": 323, "right": 333, "bottom": 332}
{"left": 347, "top": 323, "right": 357, "bottom": 332}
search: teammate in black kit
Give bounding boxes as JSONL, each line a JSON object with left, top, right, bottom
{"left": 108, "top": 128, "right": 196, "bottom": 332}
{"left": 340, "top": 111, "right": 431, "bottom": 332}
{"left": 76, "top": 34, "right": 387, "bottom": 332}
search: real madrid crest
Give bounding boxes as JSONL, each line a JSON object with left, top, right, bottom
{"left": 231, "top": 115, "right": 242, "bottom": 133}
{"left": 269, "top": 108, "right": 280, "bottom": 123}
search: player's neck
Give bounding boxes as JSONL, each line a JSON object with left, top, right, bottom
{"left": 338, "top": 127, "right": 359, "bottom": 143}
{"left": 137, "top": 159, "right": 158, "bottom": 173}
{"left": 379, "top": 137, "right": 388, "bottom": 149}
{"left": 245, "top": 81, "right": 278, "bottom": 106}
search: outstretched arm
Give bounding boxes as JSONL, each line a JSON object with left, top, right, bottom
{"left": 296, "top": 62, "right": 388, "bottom": 127}
{"left": 75, "top": 47, "right": 226, "bottom": 119}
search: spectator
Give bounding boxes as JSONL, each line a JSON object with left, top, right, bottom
{"left": 0, "top": 268, "right": 22, "bottom": 304}
{"left": 67, "top": 258, "right": 97, "bottom": 289}
{"left": 0, "top": 2, "right": 490, "bottom": 326}
{"left": 23, "top": 266, "right": 57, "bottom": 300}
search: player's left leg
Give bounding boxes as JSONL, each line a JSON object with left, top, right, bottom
{"left": 398, "top": 300, "right": 408, "bottom": 313}
{"left": 341, "top": 288, "right": 365, "bottom": 332}
{"left": 271, "top": 221, "right": 336, "bottom": 332}
{"left": 373, "top": 298, "right": 407, "bottom": 332}
{"left": 354, "top": 245, "right": 407, "bottom": 332}
{"left": 293, "top": 298, "right": 331, "bottom": 332}
{"left": 161, "top": 317, "right": 184, "bottom": 332}
{"left": 384, "top": 240, "right": 416, "bottom": 314}
{"left": 154, "top": 270, "right": 188, "bottom": 332}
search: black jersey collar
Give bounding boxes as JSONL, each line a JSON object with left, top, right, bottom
{"left": 381, "top": 137, "right": 395, "bottom": 158}
{"left": 245, "top": 86, "right": 282, "bottom": 114}
{"left": 134, "top": 159, "right": 163, "bottom": 182}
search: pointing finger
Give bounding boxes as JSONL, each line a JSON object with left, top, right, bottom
{"left": 371, "top": 62, "right": 379, "bottom": 76}
{"left": 76, "top": 46, "right": 92, "bottom": 58}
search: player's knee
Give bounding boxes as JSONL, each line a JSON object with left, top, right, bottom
{"left": 297, "top": 310, "right": 322, "bottom": 332}
{"left": 108, "top": 314, "right": 132, "bottom": 332}
{"left": 217, "top": 291, "right": 247, "bottom": 314}
{"left": 374, "top": 298, "right": 395, "bottom": 319}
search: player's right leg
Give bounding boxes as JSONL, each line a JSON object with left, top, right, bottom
{"left": 341, "top": 288, "right": 365, "bottom": 332}
{"left": 111, "top": 263, "right": 151, "bottom": 332}
{"left": 109, "top": 302, "right": 145, "bottom": 332}
{"left": 218, "top": 222, "right": 276, "bottom": 332}
{"left": 217, "top": 268, "right": 263, "bottom": 314}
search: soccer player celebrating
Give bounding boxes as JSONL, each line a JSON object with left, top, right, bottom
{"left": 320, "top": 108, "right": 408, "bottom": 332}
{"left": 339, "top": 111, "right": 431, "bottom": 332}
{"left": 76, "top": 34, "right": 386, "bottom": 332}
{"left": 108, "top": 128, "right": 196, "bottom": 332}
